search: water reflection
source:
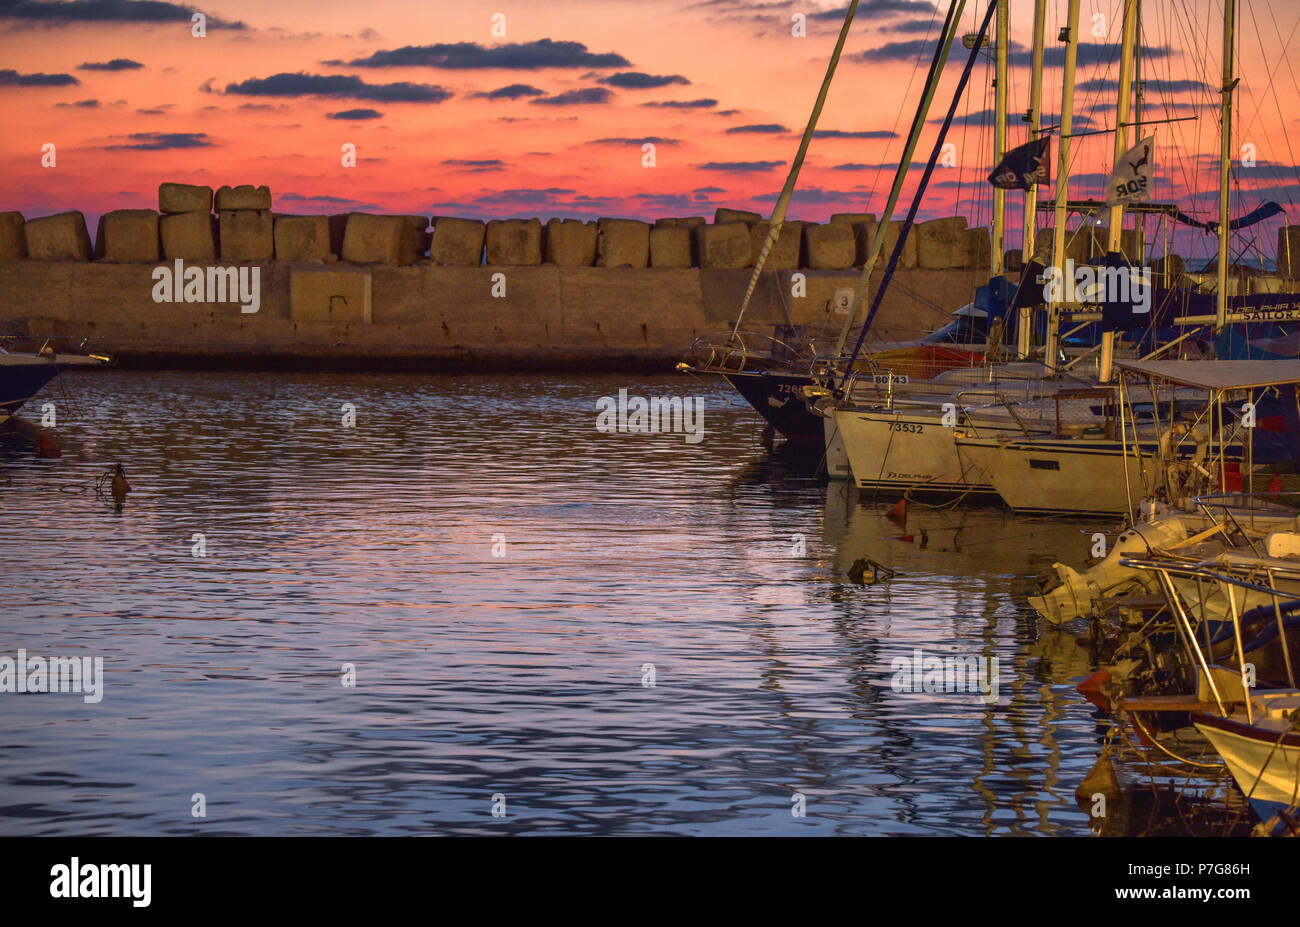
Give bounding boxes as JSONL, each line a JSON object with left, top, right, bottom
{"left": 0, "top": 371, "right": 1257, "bottom": 835}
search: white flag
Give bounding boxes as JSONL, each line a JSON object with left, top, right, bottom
{"left": 1106, "top": 135, "right": 1155, "bottom": 206}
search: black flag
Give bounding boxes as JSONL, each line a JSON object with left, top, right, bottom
{"left": 987, "top": 137, "right": 1050, "bottom": 191}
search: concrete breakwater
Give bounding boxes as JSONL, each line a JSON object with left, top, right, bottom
{"left": 0, "top": 182, "right": 1076, "bottom": 369}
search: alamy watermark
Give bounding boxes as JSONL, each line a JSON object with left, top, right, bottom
{"left": 0, "top": 650, "right": 103, "bottom": 703}
{"left": 1042, "top": 258, "right": 1151, "bottom": 315}
{"left": 152, "top": 259, "right": 260, "bottom": 314}
{"left": 596, "top": 388, "right": 704, "bottom": 444}
{"left": 890, "top": 648, "right": 1000, "bottom": 704}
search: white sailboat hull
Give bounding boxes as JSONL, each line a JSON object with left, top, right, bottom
{"left": 1195, "top": 718, "right": 1300, "bottom": 813}
{"left": 959, "top": 438, "right": 1152, "bottom": 515}
{"left": 833, "top": 407, "right": 1014, "bottom": 493}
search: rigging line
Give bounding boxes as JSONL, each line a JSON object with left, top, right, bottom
{"left": 838, "top": 0, "right": 999, "bottom": 387}
{"left": 1254, "top": 1, "right": 1300, "bottom": 203}
{"left": 728, "top": 0, "right": 865, "bottom": 344}
{"left": 868, "top": 4, "right": 946, "bottom": 210}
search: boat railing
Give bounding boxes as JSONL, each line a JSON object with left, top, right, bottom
{"left": 1118, "top": 555, "right": 1300, "bottom": 719}
{"left": 950, "top": 388, "right": 1038, "bottom": 438}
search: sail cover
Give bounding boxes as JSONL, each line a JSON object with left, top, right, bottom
{"left": 1173, "top": 200, "right": 1284, "bottom": 235}
{"left": 987, "top": 137, "right": 1050, "bottom": 190}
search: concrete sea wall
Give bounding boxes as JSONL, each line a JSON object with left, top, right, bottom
{"left": 0, "top": 182, "right": 1105, "bottom": 370}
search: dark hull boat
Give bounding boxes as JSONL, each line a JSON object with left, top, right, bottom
{"left": 0, "top": 344, "right": 110, "bottom": 420}
{"left": 720, "top": 369, "right": 822, "bottom": 446}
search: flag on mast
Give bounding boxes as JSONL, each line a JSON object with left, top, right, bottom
{"left": 987, "top": 137, "right": 1050, "bottom": 190}
{"left": 1106, "top": 135, "right": 1155, "bottom": 206}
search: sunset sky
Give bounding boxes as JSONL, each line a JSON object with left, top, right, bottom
{"left": 3, "top": 0, "right": 1299, "bottom": 264}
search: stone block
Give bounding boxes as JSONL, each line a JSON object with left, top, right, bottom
{"left": 596, "top": 218, "right": 650, "bottom": 268}
{"left": 544, "top": 219, "right": 597, "bottom": 266}
{"left": 219, "top": 209, "right": 274, "bottom": 261}
{"left": 160, "top": 211, "right": 216, "bottom": 261}
{"left": 94, "top": 209, "right": 160, "bottom": 262}
{"left": 341, "top": 213, "right": 404, "bottom": 264}
{"left": 0, "top": 212, "right": 26, "bottom": 261}
{"left": 485, "top": 218, "right": 543, "bottom": 266}
{"left": 747, "top": 221, "right": 802, "bottom": 269}
{"left": 158, "top": 182, "right": 213, "bottom": 214}
{"left": 429, "top": 217, "right": 485, "bottom": 266}
{"left": 274, "top": 215, "right": 331, "bottom": 262}
{"left": 915, "top": 217, "right": 970, "bottom": 270}
{"left": 25, "top": 211, "right": 92, "bottom": 261}
{"left": 803, "top": 222, "right": 855, "bottom": 269}
{"left": 699, "top": 222, "right": 751, "bottom": 269}
{"left": 215, "top": 184, "right": 272, "bottom": 211}
{"left": 399, "top": 215, "right": 431, "bottom": 264}
{"left": 289, "top": 267, "right": 372, "bottom": 324}
{"left": 714, "top": 207, "right": 762, "bottom": 225}
{"left": 649, "top": 225, "right": 692, "bottom": 268}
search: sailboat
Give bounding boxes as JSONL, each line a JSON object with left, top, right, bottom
{"left": 679, "top": 0, "right": 1015, "bottom": 449}
{"left": 0, "top": 337, "right": 108, "bottom": 426}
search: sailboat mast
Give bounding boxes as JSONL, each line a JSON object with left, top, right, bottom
{"left": 727, "top": 0, "right": 863, "bottom": 345}
{"left": 829, "top": 0, "right": 964, "bottom": 363}
{"left": 991, "top": 0, "right": 1009, "bottom": 277}
{"left": 1099, "top": 0, "right": 1139, "bottom": 384}
{"left": 1216, "top": 0, "right": 1236, "bottom": 330}
{"left": 1044, "top": 0, "right": 1081, "bottom": 374}
{"left": 1017, "top": 0, "right": 1046, "bottom": 359}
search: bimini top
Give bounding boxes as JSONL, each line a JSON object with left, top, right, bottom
{"left": 1116, "top": 359, "right": 1300, "bottom": 390}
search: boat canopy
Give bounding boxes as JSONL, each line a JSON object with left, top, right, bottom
{"left": 1115, "top": 359, "right": 1300, "bottom": 390}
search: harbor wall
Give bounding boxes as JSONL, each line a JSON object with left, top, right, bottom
{"left": 1, "top": 182, "right": 1231, "bottom": 370}
{"left": 0, "top": 259, "right": 988, "bottom": 370}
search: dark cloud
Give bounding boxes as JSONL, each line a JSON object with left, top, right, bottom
{"left": 809, "top": 0, "right": 938, "bottom": 19}
{"left": 597, "top": 71, "right": 690, "bottom": 89}
{"left": 105, "top": 131, "right": 212, "bottom": 150}
{"left": 55, "top": 98, "right": 99, "bottom": 107}
{"left": 78, "top": 58, "right": 144, "bottom": 71}
{"left": 726, "top": 123, "right": 788, "bottom": 134}
{"left": 0, "top": 0, "right": 246, "bottom": 28}
{"left": 341, "top": 39, "right": 629, "bottom": 70}
{"left": 587, "top": 136, "right": 679, "bottom": 145}
{"left": 472, "top": 83, "right": 545, "bottom": 100}
{"left": 1077, "top": 76, "right": 1205, "bottom": 95}
{"left": 327, "top": 107, "right": 383, "bottom": 120}
{"left": 0, "top": 68, "right": 79, "bottom": 86}
{"left": 642, "top": 98, "right": 717, "bottom": 109}
{"left": 135, "top": 107, "right": 165, "bottom": 114}
{"left": 224, "top": 72, "right": 452, "bottom": 103}
{"left": 530, "top": 87, "right": 613, "bottom": 105}
{"left": 814, "top": 128, "right": 898, "bottom": 139}
{"left": 443, "top": 158, "right": 507, "bottom": 172}
{"left": 700, "top": 160, "right": 784, "bottom": 172}
{"left": 882, "top": 16, "right": 943, "bottom": 34}
{"left": 851, "top": 38, "right": 1172, "bottom": 67}
{"left": 933, "top": 108, "right": 1094, "bottom": 130}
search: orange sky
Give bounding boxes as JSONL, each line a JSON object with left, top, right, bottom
{"left": 3, "top": 0, "right": 1299, "bottom": 263}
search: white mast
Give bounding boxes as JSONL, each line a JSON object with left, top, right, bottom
{"left": 830, "top": 1, "right": 965, "bottom": 362}
{"left": 991, "top": 0, "right": 1009, "bottom": 277}
{"left": 1017, "top": 0, "right": 1047, "bottom": 359}
{"left": 1098, "top": 0, "right": 1139, "bottom": 383}
{"left": 1216, "top": 0, "right": 1236, "bottom": 330}
{"left": 1044, "top": 0, "right": 1081, "bottom": 374}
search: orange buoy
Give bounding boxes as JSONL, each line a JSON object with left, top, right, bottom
{"left": 111, "top": 464, "right": 131, "bottom": 506}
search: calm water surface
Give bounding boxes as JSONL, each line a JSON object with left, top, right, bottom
{"left": 0, "top": 371, "right": 1250, "bottom": 835}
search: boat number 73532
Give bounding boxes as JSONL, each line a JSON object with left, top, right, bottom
{"left": 890, "top": 422, "right": 924, "bottom": 434}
